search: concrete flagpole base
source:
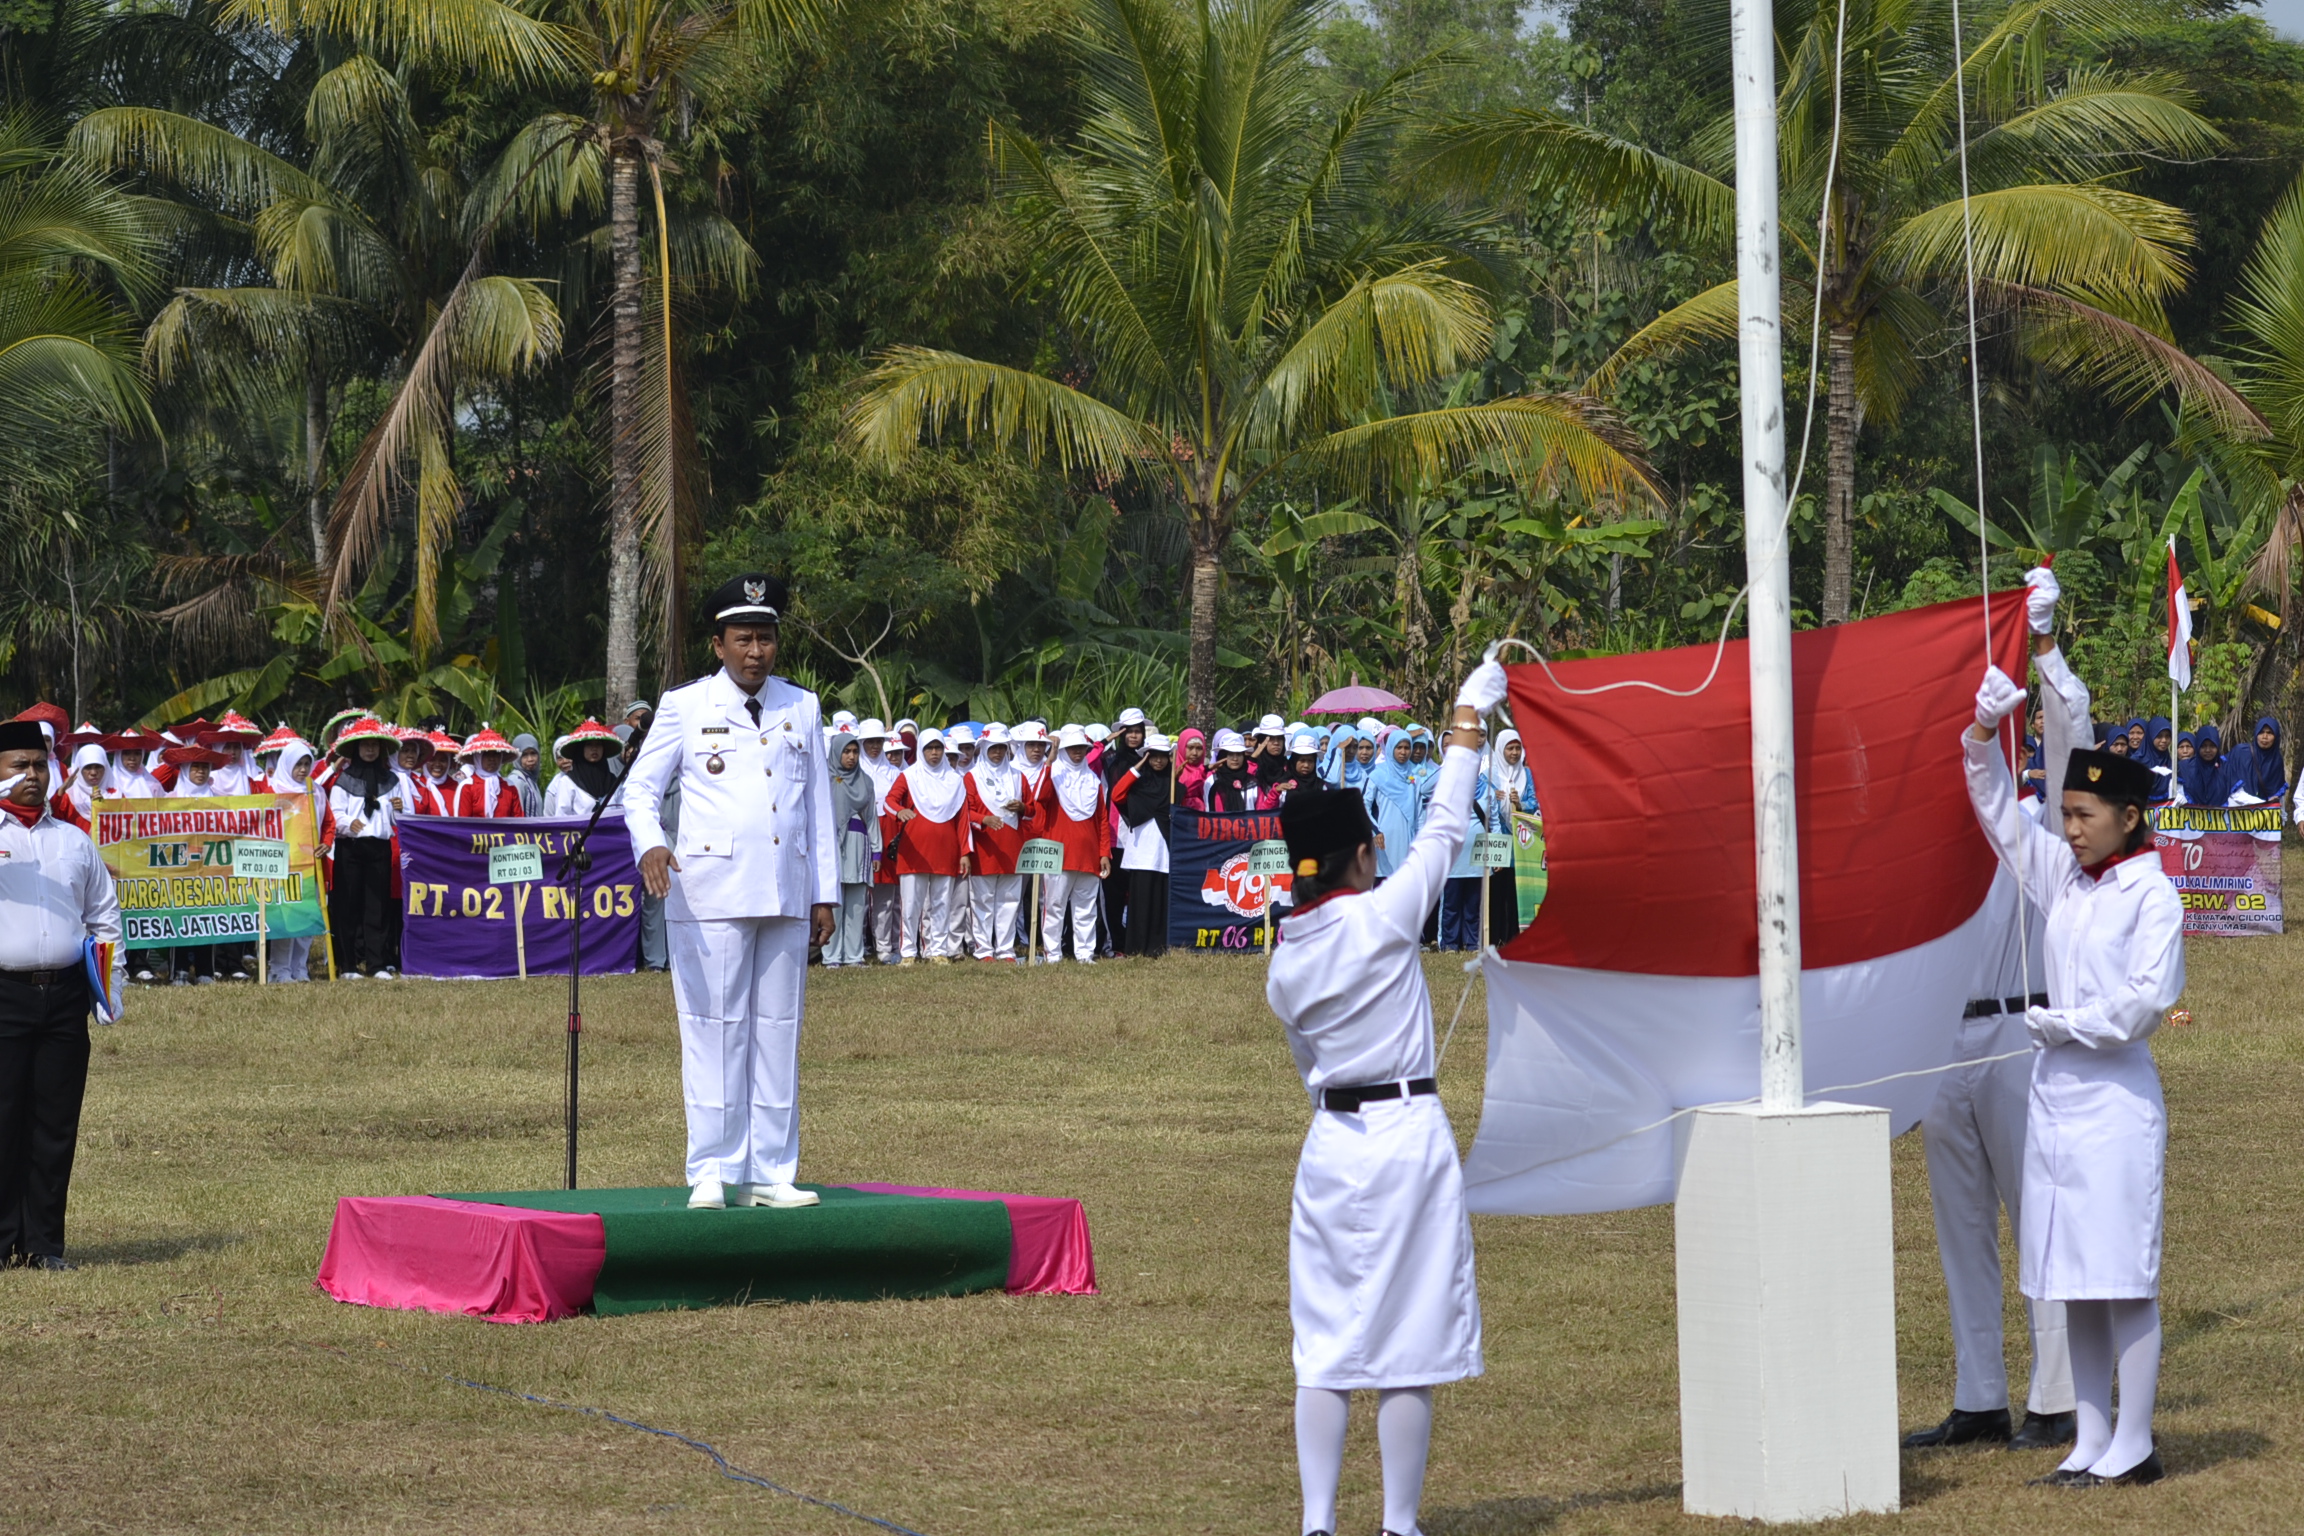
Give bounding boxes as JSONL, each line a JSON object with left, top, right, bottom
{"left": 1675, "top": 1102, "right": 1900, "bottom": 1520}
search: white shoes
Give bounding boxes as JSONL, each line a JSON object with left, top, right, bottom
{"left": 690, "top": 1179, "right": 819, "bottom": 1209}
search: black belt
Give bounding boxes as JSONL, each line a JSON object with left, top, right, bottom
{"left": 1964, "top": 993, "right": 2049, "bottom": 1018}
{"left": 1320, "top": 1077, "right": 1438, "bottom": 1113}
{"left": 0, "top": 968, "right": 72, "bottom": 986}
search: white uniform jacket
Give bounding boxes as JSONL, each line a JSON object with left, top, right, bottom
{"left": 1964, "top": 731, "right": 2184, "bottom": 1301}
{"left": 1266, "top": 743, "right": 1484, "bottom": 1390}
{"left": 622, "top": 669, "right": 838, "bottom": 923}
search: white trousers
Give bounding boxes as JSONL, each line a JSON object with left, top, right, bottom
{"left": 1040, "top": 870, "right": 1100, "bottom": 960}
{"left": 265, "top": 936, "right": 312, "bottom": 981}
{"left": 968, "top": 874, "right": 1021, "bottom": 959}
{"left": 1923, "top": 1044, "right": 2074, "bottom": 1414}
{"left": 824, "top": 884, "right": 869, "bottom": 966}
{"left": 669, "top": 915, "right": 807, "bottom": 1187}
{"left": 899, "top": 873, "right": 957, "bottom": 959}
{"left": 867, "top": 884, "right": 900, "bottom": 961}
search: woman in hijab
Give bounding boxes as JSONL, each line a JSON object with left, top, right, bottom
{"left": 52, "top": 743, "right": 112, "bottom": 830}
{"left": 2138, "top": 718, "right": 2172, "bottom": 771}
{"left": 1486, "top": 729, "right": 1537, "bottom": 945}
{"left": 2229, "top": 716, "right": 2288, "bottom": 803}
{"left": 326, "top": 719, "right": 405, "bottom": 977}
{"left": 1263, "top": 731, "right": 1323, "bottom": 807}
{"left": 1098, "top": 712, "right": 1149, "bottom": 958}
{"left": 962, "top": 724, "right": 1032, "bottom": 961}
{"left": 1176, "top": 727, "right": 1211, "bottom": 811}
{"left": 2104, "top": 728, "right": 2130, "bottom": 759}
{"left": 264, "top": 740, "right": 327, "bottom": 982}
{"left": 1110, "top": 732, "right": 1176, "bottom": 956}
{"left": 884, "top": 727, "right": 968, "bottom": 963}
{"left": 546, "top": 721, "right": 625, "bottom": 817}
{"left": 2185, "top": 725, "right": 2233, "bottom": 806}
{"left": 2124, "top": 720, "right": 2147, "bottom": 759}
{"left": 823, "top": 729, "right": 880, "bottom": 967}
{"left": 1438, "top": 757, "right": 1500, "bottom": 950}
{"left": 1365, "top": 733, "right": 1423, "bottom": 881}
{"left": 1203, "top": 729, "right": 1258, "bottom": 813}
{"left": 508, "top": 733, "right": 545, "bottom": 816}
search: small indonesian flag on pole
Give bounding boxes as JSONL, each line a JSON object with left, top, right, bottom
{"left": 2167, "top": 537, "right": 2193, "bottom": 691}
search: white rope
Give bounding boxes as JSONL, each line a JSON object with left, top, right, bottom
{"left": 1435, "top": 948, "right": 1489, "bottom": 1069}
{"left": 1489, "top": 587, "right": 1748, "bottom": 699}
{"left": 1947, "top": 0, "right": 2038, "bottom": 1007}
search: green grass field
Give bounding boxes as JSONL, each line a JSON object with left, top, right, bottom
{"left": 3, "top": 888, "right": 2301, "bottom": 1535}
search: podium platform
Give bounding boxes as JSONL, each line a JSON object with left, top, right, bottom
{"left": 316, "top": 1182, "right": 1097, "bottom": 1322}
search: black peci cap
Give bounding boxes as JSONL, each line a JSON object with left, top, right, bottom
{"left": 2063, "top": 747, "right": 2156, "bottom": 801}
{"left": 0, "top": 720, "right": 46, "bottom": 755}
{"left": 706, "top": 573, "right": 788, "bottom": 628}
{"left": 1279, "top": 786, "right": 1376, "bottom": 876}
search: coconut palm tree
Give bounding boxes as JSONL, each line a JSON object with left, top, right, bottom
{"left": 1420, "top": 0, "right": 2243, "bottom": 624}
{"left": 226, "top": 0, "right": 812, "bottom": 708}
{"left": 71, "top": 43, "right": 562, "bottom": 659}
{"left": 843, "top": 0, "right": 1658, "bottom": 727}
{"left": 0, "top": 113, "right": 154, "bottom": 466}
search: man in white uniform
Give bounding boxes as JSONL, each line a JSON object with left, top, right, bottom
{"left": 1906, "top": 566, "right": 2082, "bottom": 1452}
{"left": 622, "top": 574, "right": 838, "bottom": 1212}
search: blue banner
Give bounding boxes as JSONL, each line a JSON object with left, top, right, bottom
{"left": 1167, "top": 807, "right": 1293, "bottom": 953}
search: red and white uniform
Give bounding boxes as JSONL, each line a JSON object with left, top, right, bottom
{"left": 962, "top": 742, "right": 1034, "bottom": 959}
{"left": 883, "top": 742, "right": 966, "bottom": 960}
{"left": 451, "top": 773, "right": 523, "bottom": 819}
{"left": 1033, "top": 749, "right": 1111, "bottom": 962}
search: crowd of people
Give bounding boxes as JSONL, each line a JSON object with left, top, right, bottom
{"left": 6, "top": 674, "right": 2289, "bottom": 987}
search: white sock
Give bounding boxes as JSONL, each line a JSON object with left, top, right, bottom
{"left": 2061, "top": 1300, "right": 2113, "bottom": 1472}
{"left": 1296, "top": 1388, "right": 1349, "bottom": 1535}
{"left": 2094, "top": 1297, "right": 2161, "bottom": 1476}
{"left": 1377, "top": 1387, "right": 1433, "bottom": 1535}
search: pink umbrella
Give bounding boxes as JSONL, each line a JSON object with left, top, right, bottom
{"left": 1307, "top": 682, "right": 1408, "bottom": 714}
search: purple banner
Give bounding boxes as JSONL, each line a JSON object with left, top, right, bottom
{"left": 397, "top": 814, "right": 641, "bottom": 979}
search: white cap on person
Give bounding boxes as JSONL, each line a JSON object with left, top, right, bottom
{"left": 1058, "top": 723, "right": 1091, "bottom": 750}
{"left": 1255, "top": 712, "right": 1286, "bottom": 737}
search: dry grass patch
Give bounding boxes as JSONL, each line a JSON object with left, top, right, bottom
{"left": 4, "top": 869, "right": 2302, "bottom": 1533}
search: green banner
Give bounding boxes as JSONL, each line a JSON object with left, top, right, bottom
{"left": 1512, "top": 809, "right": 1547, "bottom": 925}
{"left": 96, "top": 794, "right": 330, "bottom": 949}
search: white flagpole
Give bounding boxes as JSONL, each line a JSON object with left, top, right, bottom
{"left": 1729, "top": 0, "right": 1802, "bottom": 1111}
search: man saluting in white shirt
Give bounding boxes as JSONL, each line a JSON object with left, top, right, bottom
{"left": 622, "top": 574, "right": 838, "bottom": 1211}
{"left": 0, "top": 717, "right": 123, "bottom": 1270}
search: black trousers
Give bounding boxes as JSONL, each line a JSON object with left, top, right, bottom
{"left": 330, "top": 838, "right": 394, "bottom": 973}
{"left": 0, "top": 970, "right": 91, "bottom": 1263}
{"left": 1487, "top": 866, "right": 1522, "bottom": 945}
{"left": 1121, "top": 869, "right": 1169, "bottom": 957}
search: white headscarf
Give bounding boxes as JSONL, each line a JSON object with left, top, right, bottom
{"left": 900, "top": 729, "right": 966, "bottom": 821}
{"left": 66, "top": 743, "right": 110, "bottom": 816}
{"left": 969, "top": 736, "right": 1023, "bottom": 828}
{"left": 1049, "top": 748, "right": 1103, "bottom": 821}
{"left": 209, "top": 743, "right": 260, "bottom": 796}
{"left": 107, "top": 747, "right": 164, "bottom": 800}
{"left": 1489, "top": 728, "right": 1531, "bottom": 809}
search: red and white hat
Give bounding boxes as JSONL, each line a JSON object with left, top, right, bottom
{"left": 101, "top": 725, "right": 164, "bottom": 755}
{"left": 394, "top": 725, "right": 433, "bottom": 757}
{"left": 200, "top": 710, "right": 263, "bottom": 746}
{"left": 565, "top": 717, "right": 620, "bottom": 744}
{"left": 11, "top": 703, "right": 69, "bottom": 737}
{"left": 256, "top": 722, "right": 303, "bottom": 756}
{"left": 63, "top": 720, "right": 106, "bottom": 752}
{"left": 458, "top": 723, "right": 515, "bottom": 757}
{"left": 331, "top": 715, "right": 398, "bottom": 750}
{"left": 427, "top": 730, "right": 464, "bottom": 758}
{"left": 159, "top": 742, "right": 230, "bottom": 768}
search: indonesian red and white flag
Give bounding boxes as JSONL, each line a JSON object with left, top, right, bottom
{"left": 2167, "top": 539, "right": 2193, "bottom": 691}
{"left": 1464, "top": 591, "right": 2027, "bottom": 1215}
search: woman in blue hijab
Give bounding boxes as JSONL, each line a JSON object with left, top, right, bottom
{"left": 2136, "top": 717, "right": 2173, "bottom": 771}
{"left": 2227, "top": 716, "right": 2288, "bottom": 802}
{"left": 1364, "top": 732, "right": 1423, "bottom": 880}
{"left": 2185, "top": 725, "right": 2234, "bottom": 805}
{"left": 1321, "top": 727, "right": 1370, "bottom": 791}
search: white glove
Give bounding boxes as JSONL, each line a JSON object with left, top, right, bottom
{"left": 2025, "top": 1005, "right": 2073, "bottom": 1048}
{"left": 1455, "top": 659, "right": 1510, "bottom": 713}
{"left": 1974, "top": 666, "right": 2025, "bottom": 731}
{"left": 2024, "top": 566, "right": 2059, "bottom": 635}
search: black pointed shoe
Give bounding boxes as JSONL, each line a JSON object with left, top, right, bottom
{"left": 1902, "top": 1407, "right": 2012, "bottom": 1448}
{"left": 2009, "top": 1409, "right": 2078, "bottom": 1450}
{"left": 2027, "top": 1466, "right": 2092, "bottom": 1487}
{"left": 2068, "top": 1449, "right": 2166, "bottom": 1488}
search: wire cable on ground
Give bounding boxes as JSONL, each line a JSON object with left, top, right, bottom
{"left": 301, "top": 1343, "right": 937, "bottom": 1536}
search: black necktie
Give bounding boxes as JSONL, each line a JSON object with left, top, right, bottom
{"left": 746, "top": 696, "right": 761, "bottom": 728}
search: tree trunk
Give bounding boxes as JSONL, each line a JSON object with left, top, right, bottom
{"left": 305, "top": 361, "right": 330, "bottom": 570}
{"left": 1822, "top": 323, "right": 1859, "bottom": 625}
{"left": 603, "top": 139, "right": 646, "bottom": 713}
{"left": 1396, "top": 524, "right": 1429, "bottom": 715}
{"left": 1187, "top": 530, "right": 1221, "bottom": 732}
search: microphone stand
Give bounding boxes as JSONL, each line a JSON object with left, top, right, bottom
{"left": 556, "top": 776, "right": 620, "bottom": 1190}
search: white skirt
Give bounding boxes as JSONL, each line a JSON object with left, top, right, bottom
{"left": 1290, "top": 1094, "right": 1483, "bottom": 1390}
{"left": 2019, "top": 1040, "right": 2166, "bottom": 1301}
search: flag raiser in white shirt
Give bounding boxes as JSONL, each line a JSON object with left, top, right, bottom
{"left": 0, "top": 808, "right": 124, "bottom": 984}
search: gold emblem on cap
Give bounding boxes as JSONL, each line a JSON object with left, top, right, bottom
{"left": 2088, "top": 765, "right": 2102, "bottom": 782}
